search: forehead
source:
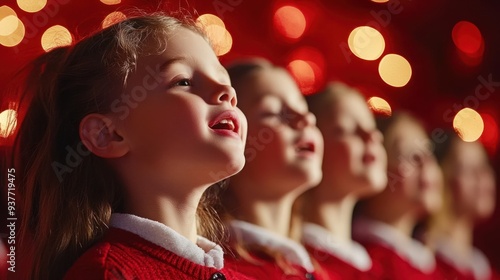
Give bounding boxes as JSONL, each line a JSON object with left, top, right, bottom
{"left": 134, "top": 27, "right": 221, "bottom": 70}
{"left": 388, "top": 119, "right": 428, "bottom": 151}
{"left": 238, "top": 68, "right": 307, "bottom": 109}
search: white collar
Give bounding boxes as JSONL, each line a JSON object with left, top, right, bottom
{"left": 229, "top": 220, "right": 315, "bottom": 272}
{"left": 436, "top": 239, "right": 492, "bottom": 280}
{"left": 353, "top": 218, "right": 436, "bottom": 273}
{"left": 302, "top": 223, "right": 372, "bottom": 271}
{"left": 110, "top": 213, "right": 224, "bottom": 269}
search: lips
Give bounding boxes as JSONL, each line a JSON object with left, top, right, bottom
{"left": 209, "top": 110, "right": 240, "bottom": 138}
{"left": 295, "top": 139, "right": 316, "bottom": 156}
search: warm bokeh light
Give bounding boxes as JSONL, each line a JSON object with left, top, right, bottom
{"left": 367, "top": 96, "right": 392, "bottom": 116}
{"left": 204, "top": 25, "right": 232, "bottom": 56}
{"left": 0, "top": 109, "right": 17, "bottom": 138}
{"left": 371, "top": 0, "right": 389, "bottom": 2}
{"left": 287, "top": 59, "right": 317, "bottom": 95}
{"left": 273, "top": 5, "right": 307, "bottom": 40}
{"left": 196, "top": 14, "right": 225, "bottom": 29}
{"left": 0, "top": 16, "right": 25, "bottom": 47}
{"left": 378, "top": 54, "right": 412, "bottom": 87}
{"left": 17, "top": 0, "right": 47, "bottom": 13}
{"left": 453, "top": 108, "right": 484, "bottom": 142}
{"left": 41, "top": 25, "right": 73, "bottom": 52}
{"left": 102, "top": 11, "right": 127, "bottom": 29}
{"left": 479, "top": 113, "right": 498, "bottom": 155}
{"left": 0, "top": 15, "right": 19, "bottom": 36}
{"left": 0, "top": 5, "right": 17, "bottom": 19}
{"left": 287, "top": 47, "right": 325, "bottom": 94}
{"left": 100, "top": 0, "right": 121, "bottom": 5}
{"left": 452, "top": 21, "right": 483, "bottom": 55}
{"left": 348, "top": 26, "right": 385, "bottom": 61}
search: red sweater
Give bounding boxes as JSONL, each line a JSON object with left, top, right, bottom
{"left": 65, "top": 228, "right": 253, "bottom": 280}
{"left": 224, "top": 250, "right": 323, "bottom": 280}
{"left": 304, "top": 244, "right": 383, "bottom": 280}
{"left": 362, "top": 241, "right": 442, "bottom": 280}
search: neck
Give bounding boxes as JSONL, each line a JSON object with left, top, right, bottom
{"left": 124, "top": 184, "right": 208, "bottom": 243}
{"left": 445, "top": 215, "right": 474, "bottom": 257}
{"left": 234, "top": 194, "right": 297, "bottom": 238}
{"left": 364, "top": 202, "right": 417, "bottom": 237}
{"left": 306, "top": 187, "right": 357, "bottom": 244}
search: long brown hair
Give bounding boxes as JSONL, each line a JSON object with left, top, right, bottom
{"left": 14, "top": 13, "right": 221, "bottom": 279}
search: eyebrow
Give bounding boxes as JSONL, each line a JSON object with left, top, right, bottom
{"left": 158, "top": 57, "right": 187, "bottom": 73}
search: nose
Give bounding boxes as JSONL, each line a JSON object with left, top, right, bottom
{"left": 364, "top": 129, "right": 383, "bottom": 143}
{"left": 294, "top": 111, "right": 316, "bottom": 129}
{"left": 213, "top": 84, "right": 237, "bottom": 107}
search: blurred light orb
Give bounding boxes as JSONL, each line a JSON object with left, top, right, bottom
{"left": 100, "top": 0, "right": 121, "bottom": 5}
{"left": 0, "top": 15, "right": 25, "bottom": 47}
{"left": 452, "top": 21, "right": 483, "bottom": 55}
{"left": 348, "top": 26, "right": 385, "bottom": 61}
{"left": 205, "top": 25, "right": 232, "bottom": 56}
{"left": 287, "top": 59, "right": 317, "bottom": 95}
{"left": 371, "top": 0, "right": 389, "bottom": 2}
{"left": 196, "top": 14, "right": 225, "bottom": 29}
{"left": 273, "top": 5, "right": 307, "bottom": 40}
{"left": 378, "top": 54, "right": 412, "bottom": 87}
{"left": 17, "top": 0, "right": 47, "bottom": 13}
{"left": 367, "top": 96, "right": 392, "bottom": 116}
{"left": 102, "top": 11, "right": 127, "bottom": 29}
{"left": 453, "top": 108, "right": 484, "bottom": 142}
{"left": 0, "top": 109, "right": 17, "bottom": 138}
{"left": 41, "top": 25, "right": 73, "bottom": 52}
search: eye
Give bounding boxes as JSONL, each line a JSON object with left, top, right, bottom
{"left": 172, "top": 78, "right": 191, "bottom": 87}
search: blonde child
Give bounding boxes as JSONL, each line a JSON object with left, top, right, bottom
{"left": 353, "top": 112, "right": 443, "bottom": 279}
{"left": 301, "top": 82, "right": 387, "bottom": 279}
{"left": 220, "top": 59, "right": 325, "bottom": 279}
{"left": 429, "top": 132, "right": 498, "bottom": 280}
{"left": 16, "top": 13, "right": 251, "bottom": 279}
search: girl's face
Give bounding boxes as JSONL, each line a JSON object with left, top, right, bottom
{"left": 444, "top": 140, "right": 496, "bottom": 220}
{"left": 318, "top": 93, "right": 387, "bottom": 197}
{"left": 386, "top": 120, "right": 442, "bottom": 215}
{"left": 114, "top": 27, "right": 247, "bottom": 190}
{"left": 232, "top": 68, "right": 323, "bottom": 198}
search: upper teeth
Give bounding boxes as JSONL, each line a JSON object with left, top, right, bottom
{"left": 220, "top": 119, "right": 232, "bottom": 124}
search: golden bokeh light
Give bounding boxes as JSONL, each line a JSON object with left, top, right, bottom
{"left": 348, "top": 26, "right": 385, "bottom": 61}
{"left": 196, "top": 14, "right": 225, "bottom": 29}
{"left": 0, "top": 16, "right": 25, "bottom": 47}
{"left": 378, "top": 54, "right": 412, "bottom": 87}
{"left": 41, "top": 25, "right": 73, "bottom": 52}
{"left": 287, "top": 59, "right": 316, "bottom": 94}
{"left": 0, "top": 5, "right": 17, "bottom": 19}
{"left": 0, "top": 15, "right": 19, "bottom": 36}
{"left": 273, "top": 5, "right": 307, "bottom": 39}
{"left": 102, "top": 11, "right": 127, "bottom": 29}
{"left": 17, "top": 0, "right": 47, "bottom": 13}
{"left": 371, "top": 0, "right": 389, "bottom": 2}
{"left": 367, "top": 96, "right": 392, "bottom": 116}
{"left": 453, "top": 108, "right": 484, "bottom": 142}
{"left": 100, "top": 0, "right": 121, "bottom": 5}
{"left": 204, "top": 25, "right": 232, "bottom": 56}
{"left": 0, "top": 109, "right": 18, "bottom": 138}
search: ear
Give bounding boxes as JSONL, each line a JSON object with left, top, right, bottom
{"left": 79, "top": 114, "right": 129, "bottom": 158}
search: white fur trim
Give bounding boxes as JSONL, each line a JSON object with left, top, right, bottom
{"left": 353, "top": 218, "right": 436, "bottom": 273}
{"left": 110, "top": 213, "right": 224, "bottom": 269}
{"left": 436, "top": 240, "right": 492, "bottom": 280}
{"left": 229, "top": 220, "right": 315, "bottom": 272}
{"left": 302, "top": 223, "right": 372, "bottom": 271}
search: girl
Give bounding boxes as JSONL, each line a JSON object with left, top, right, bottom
{"left": 301, "top": 82, "right": 387, "bottom": 279}
{"left": 16, "top": 13, "right": 251, "bottom": 279}
{"left": 353, "top": 112, "right": 443, "bottom": 279}
{"left": 220, "top": 59, "right": 325, "bottom": 279}
{"left": 428, "top": 132, "right": 497, "bottom": 280}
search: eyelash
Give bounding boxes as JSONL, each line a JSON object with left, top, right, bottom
{"left": 171, "top": 78, "right": 191, "bottom": 87}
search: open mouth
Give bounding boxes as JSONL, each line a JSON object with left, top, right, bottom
{"left": 209, "top": 110, "right": 240, "bottom": 137}
{"left": 295, "top": 141, "right": 315, "bottom": 153}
